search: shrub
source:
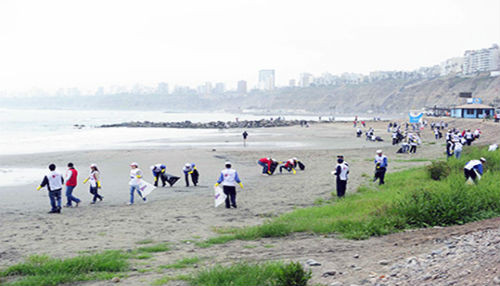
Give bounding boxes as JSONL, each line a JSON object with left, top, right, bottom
{"left": 190, "top": 261, "right": 311, "bottom": 286}
{"left": 275, "top": 262, "right": 311, "bottom": 286}
{"left": 427, "top": 161, "right": 451, "bottom": 180}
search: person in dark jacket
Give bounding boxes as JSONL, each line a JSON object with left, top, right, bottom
{"left": 37, "top": 164, "right": 64, "bottom": 213}
{"left": 242, "top": 131, "right": 248, "bottom": 147}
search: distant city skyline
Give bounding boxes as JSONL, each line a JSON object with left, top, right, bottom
{"left": 0, "top": 0, "right": 499, "bottom": 94}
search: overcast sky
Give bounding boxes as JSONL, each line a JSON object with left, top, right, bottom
{"left": 0, "top": 0, "right": 499, "bottom": 93}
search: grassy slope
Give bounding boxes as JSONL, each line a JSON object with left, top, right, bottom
{"left": 204, "top": 146, "right": 500, "bottom": 243}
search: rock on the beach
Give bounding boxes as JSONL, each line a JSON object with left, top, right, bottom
{"left": 330, "top": 282, "right": 343, "bottom": 286}
{"left": 111, "top": 277, "right": 120, "bottom": 283}
{"left": 379, "top": 259, "right": 389, "bottom": 265}
{"left": 306, "top": 259, "right": 321, "bottom": 266}
{"left": 493, "top": 276, "right": 500, "bottom": 285}
{"left": 322, "top": 271, "right": 337, "bottom": 277}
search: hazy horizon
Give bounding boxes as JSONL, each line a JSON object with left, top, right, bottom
{"left": 0, "top": 0, "right": 499, "bottom": 94}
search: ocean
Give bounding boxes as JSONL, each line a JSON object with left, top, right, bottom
{"left": 0, "top": 108, "right": 324, "bottom": 187}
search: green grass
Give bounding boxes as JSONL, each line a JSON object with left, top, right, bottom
{"left": 152, "top": 274, "right": 190, "bottom": 286}
{"left": 134, "top": 253, "right": 153, "bottom": 260}
{"left": 394, "top": 158, "right": 431, "bottom": 163}
{"left": 135, "top": 239, "right": 154, "bottom": 245}
{"left": 0, "top": 250, "right": 129, "bottom": 286}
{"left": 195, "top": 146, "right": 500, "bottom": 244}
{"left": 136, "top": 243, "right": 170, "bottom": 253}
{"left": 158, "top": 257, "right": 201, "bottom": 269}
{"left": 189, "top": 261, "right": 310, "bottom": 286}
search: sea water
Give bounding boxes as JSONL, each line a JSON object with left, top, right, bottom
{"left": 0, "top": 108, "right": 322, "bottom": 187}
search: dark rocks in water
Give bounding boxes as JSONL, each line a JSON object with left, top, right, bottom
{"left": 100, "top": 119, "right": 316, "bottom": 129}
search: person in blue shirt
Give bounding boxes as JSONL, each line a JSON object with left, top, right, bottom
{"left": 215, "top": 161, "right": 243, "bottom": 209}
{"left": 151, "top": 164, "right": 167, "bottom": 187}
{"left": 183, "top": 163, "right": 199, "bottom": 187}
{"left": 464, "top": 158, "right": 486, "bottom": 182}
{"left": 373, "top": 150, "right": 388, "bottom": 185}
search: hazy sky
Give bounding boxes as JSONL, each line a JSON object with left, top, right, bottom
{"left": 0, "top": 0, "right": 499, "bottom": 93}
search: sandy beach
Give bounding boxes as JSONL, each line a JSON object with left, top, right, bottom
{"left": 1, "top": 118, "right": 498, "bottom": 285}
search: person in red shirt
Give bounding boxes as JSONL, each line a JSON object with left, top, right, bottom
{"left": 258, "top": 157, "right": 274, "bottom": 175}
{"left": 64, "top": 162, "right": 81, "bottom": 207}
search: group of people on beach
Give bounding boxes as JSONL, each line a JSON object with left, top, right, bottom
{"left": 35, "top": 159, "right": 247, "bottom": 213}
{"left": 36, "top": 163, "right": 102, "bottom": 213}
{"left": 35, "top": 117, "right": 495, "bottom": 214}
{"left": 257, "top": 157, "right": 305, "bottom": 175}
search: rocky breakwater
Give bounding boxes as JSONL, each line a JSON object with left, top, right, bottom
{"left": 100, "top": 119, "right": 313, "bottom": 129}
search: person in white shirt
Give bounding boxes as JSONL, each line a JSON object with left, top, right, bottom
{"left": 373, "top": 150, "right": 388, "bottom": 185}
{"left": 332, "top": 156, "right": 349, "bottom": 198}
{"left": 215, "top": 161, "right": 243, "bottom": 209}
{"left": 128, "top": 162, "right": 146, "bottom": 205}
{"left": 454, "top": 139, "right": 464, "bottom": 159}
{"left": 83, "top": 164, "right": 103, "bottom": 204}
{"left": 36, "top": 164, "right": 64, "bottom": 214}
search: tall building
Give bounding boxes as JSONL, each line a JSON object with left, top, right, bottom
{"left": 299, "top": 73, "right": 313, "bottom": 87}
{"left": 463, "top": 44, "right": 500, "bottom": 75}
{"left": 237, "top": 80, "right": 247, "bottom": 94}
{"left": 214, "top": 82, "right": 225, "bottom": 94}
{"left": 258, "top": 69, "right": 275, "bottom": 90}
{"left": 197, "top": 82, "right": 212, "bottom": 95}
{"left": 156, "top": 82, "right": 169, "bottom": 95}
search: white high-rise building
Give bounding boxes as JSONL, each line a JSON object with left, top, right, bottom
{"left": 299, "top": 73, "right": 313, "bottom": 87}
{"left": 258, "top": 70, "right": 275, "bottom": 90}
{"left": 463, "top": 44, "right": 500, "bottom": 75}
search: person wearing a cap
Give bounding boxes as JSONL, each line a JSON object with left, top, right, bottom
{"left": 36, "top": 163, "right": 64, "bottom": 214}
{"left": 83, "top": 164, "right": 103, "bottom": 204}
{"left": 373, "top": 150, "right": 388, "bottom": 185}
{"left": 128, "top": 162, "right": 146, "bottom": 205}
{"left": 151, "top": 163, "right": 167, "bottom": 187}
{"left": 182, "top": 163, "right": 199, "bottom": 187}
{"left": 64, "top": 162, "right": 80, "bottom": 207}
{"left": 464, "top": 158, "right": 486, "bottom": 182}
{"left": 332, "top": 155, "right": 349, "bottom": 198}
{"left": 215, "top": 161, "right": 243, "bottom": 209}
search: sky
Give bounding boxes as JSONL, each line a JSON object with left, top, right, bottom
{"left": 0, "top": 0, "right": 499, "bottom": 94}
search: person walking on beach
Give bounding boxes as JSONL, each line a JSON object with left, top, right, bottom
{"left": 242, "top": 131, "right": 248, "bottom": 147}
{"left": 215, "top": 161, "right": 243, "bottom": 209}
{"left": 128, "top": 162, "right": 146, "bottom": 205}
{"left": 373, "top": 150, "right": 388, "bottom": 185}
{"left": 64, "top": 162, "right": 80, "bottom": 207}
{"left": 464, "top": 158, "right": 486, "bottom": 183}
{"left": 36, "top": 164, "right": 64, "bottom": 214}
{"left": 83, "top": 164, "right": 103, "bottom": 204}
{"left": 183, "top": 163, "right": 199, "bottom": 187}
{"left": 151, "top": 163, "right": 167, "bottom": 187}
{"left": 332, "top": 155, "right": 349, "bottom": 198}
